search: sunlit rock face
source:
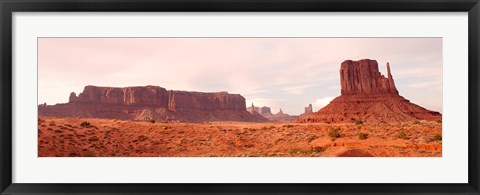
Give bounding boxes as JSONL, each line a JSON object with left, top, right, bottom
{"left": 298, "top": 59, "right": 442, "bottom": 123}
{"left": 340, "top": 59, "right": 398, "bottom": 96}
{"left": 39, "top": 85, "right": 268, "bottom": 122}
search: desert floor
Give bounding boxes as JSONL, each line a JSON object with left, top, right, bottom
{"left": 38, "top": 117, "right": 442, "bottom": 157}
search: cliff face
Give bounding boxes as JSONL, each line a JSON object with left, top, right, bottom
{"left": 39, "top": 85, "right": 267, "bottom": 122}
{"left": 69, "top": 85, "right": 246, "bottom": 111}
{"left": 171, "top": 91, "right": 246, "bottom": 111}
{"left": 298, "top": 59, "right": 441, "bottom": 123}
{"left": 69, "top": 86, "right": 170, "bottom": 106}
{"left": 340, "top": 60, "right": 398, "bottom": 95}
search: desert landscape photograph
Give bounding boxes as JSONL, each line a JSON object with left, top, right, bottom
{"left": 38, "top": 38, "right": 442, "bottom": 157}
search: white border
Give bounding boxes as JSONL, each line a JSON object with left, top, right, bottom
{"left": 12, "top": 12, "right": 468, "bottom": 183}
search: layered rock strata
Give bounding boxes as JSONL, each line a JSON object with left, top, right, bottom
{"left": 39, "top": 85, "right": 268, "bottom": 122}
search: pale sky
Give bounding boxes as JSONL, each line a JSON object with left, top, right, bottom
{"left": 38, "top": 38, "right": 442, "bottom": 115}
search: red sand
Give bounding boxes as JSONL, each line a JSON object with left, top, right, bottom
{"left": 38, "top": 117, "right": 442, "bottom": 157}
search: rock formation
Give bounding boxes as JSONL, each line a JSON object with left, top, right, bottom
{"left": 304, "top": 104, "right": 313, "bottom": 115}
{"left": 247, "top": 104, "right": 273, "bottom": 117}
{"left": 39, "top": 85, "right": 268, "bottom": 122}
{"left": 266, "top": 108, "right": 299, "bottom": 122}
{"left": 298, "top": 59, "right": 442, "bottom": 123}
{"left": 247, "top": 105, "right": 299, "bottom": 122}
{"left": 340, "top": 60, "right": 398, "bottom": 96}
{"left": 277, "top": 109, "right": 284, "bottom": 115}
{"left": 259, "top": 106, "right": 273, "bottom": 116}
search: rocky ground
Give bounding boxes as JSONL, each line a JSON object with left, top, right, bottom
{"left": 38, "top": 117, "right": 442, "bottom": 157}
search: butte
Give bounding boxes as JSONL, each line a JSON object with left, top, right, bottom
{"left": 297, "top": 59, "right": 442, "bottom": 123}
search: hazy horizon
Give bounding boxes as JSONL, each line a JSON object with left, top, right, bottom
{"left": 38, "top": 38, "right": 442, "bottom": 115}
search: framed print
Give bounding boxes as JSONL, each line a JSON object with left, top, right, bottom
{"left": 1, "top": 0, "right": 479, "bottom": 194}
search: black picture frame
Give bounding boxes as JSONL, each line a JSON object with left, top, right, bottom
{"left": 1, "top": 0, "right": 479, "bottom": 194}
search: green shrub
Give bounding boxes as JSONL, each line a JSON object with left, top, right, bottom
{"left": 354, "top": 118, "right": 363, "bottom": 125}
{"left": 433, "top": 134, "right": 442, "bottom": 141}
{"left": 397, "top": 131, "right": 409, "bottom": 140}
{"left": 424, "top": 137, "right": 434, "bottom": 143}
{"left": 88, "top": 136, "right": 99, "bottom": 141}
{"left": 328, "top": 128, "right": 341, "bottom": 138}
{"left": 358, "top": 132, "right": 368, "bottom": 140}
{"left": 302, "top": 147, "right": 324, "bottom": 156}
{"left": 289, "top": 148, "right": 300, "bottom": 155}
{"left": 289, "top": 147, "right": 325, "bottom": 156}
{"left": 138, "top": 135, "right": 148, "bottom": 141}
{"left": 80, "top": 121, "right": 90, "bottom": 127}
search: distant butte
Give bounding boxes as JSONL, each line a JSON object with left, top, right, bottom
{"left": 39, "top": 85, "right": 268, "bottom": 123}
{"left": 300, "top": 104, "right": 313, "bottom": 116}
{"left": 247, "top": 104, "right": 299, "bottom": 122}
{"left": 297, "top": 59, "right": 442, "bottom": 123}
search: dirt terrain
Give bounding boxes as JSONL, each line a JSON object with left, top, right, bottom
{"left": 38, "top": 117, "right": 442, "bottom": 157}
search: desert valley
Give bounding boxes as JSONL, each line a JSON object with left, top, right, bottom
{"left": 38, "top": 59, "right": 442, "bottom": 157}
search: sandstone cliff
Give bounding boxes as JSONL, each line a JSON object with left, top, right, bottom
{"left": 340, "top": 60, "right": 398, "bottom": 95}
{"left": 39, "top": 85, "right": 268, "bottom": 122}
{"left": 298, "top": 59, "right": 442, "bottom": 123}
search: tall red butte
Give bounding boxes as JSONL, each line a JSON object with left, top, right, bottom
{"left": 297, "top": 59, "right": 442, "bottom": 123}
